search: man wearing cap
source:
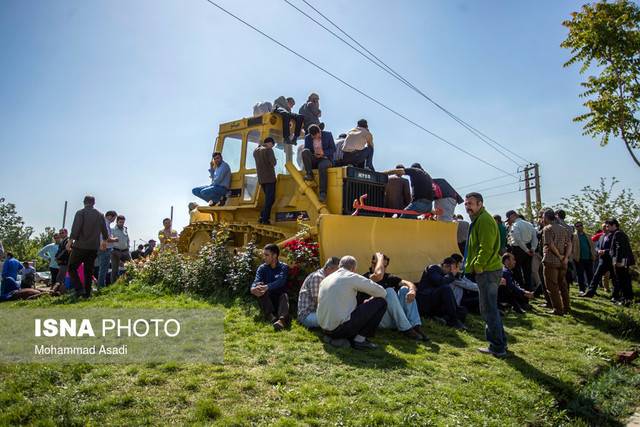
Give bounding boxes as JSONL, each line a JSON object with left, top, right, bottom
{"left": 254, "top": 137, "right": 277, "bottom": 224}
{"left": 505, "top": 210, "right": 538, "bottom": 291}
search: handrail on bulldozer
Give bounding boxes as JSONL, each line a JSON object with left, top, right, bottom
{"left": 284, "top": 161, "right": 330, "bottom": 215}
{"left": 352, "top": 194, "right": 435, "bottom": 220}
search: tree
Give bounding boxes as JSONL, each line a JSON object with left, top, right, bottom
{"left": 0, "top": 197, "right": 34, "bottom": 260}
{"left": 0, "top": 198, "right": 55, "bottom": 269}
{"left": 556, "top": 177, "right": 639, "bottom": 263}
{"left": 561, "top": 0, "right": 640, "bottom": 167}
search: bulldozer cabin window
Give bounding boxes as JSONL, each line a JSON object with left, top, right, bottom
{"left": 220, "top": 133, "right": 242, "bottom": 172}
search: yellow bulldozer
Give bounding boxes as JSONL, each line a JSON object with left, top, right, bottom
{"left": 179, "top": 112, "right": 460, "bottom": 282}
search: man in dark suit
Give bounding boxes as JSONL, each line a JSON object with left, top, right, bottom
{"left": 607, "top": 218, "right": 635, "bottom": 305}
{"left": 384, "top": 164, "right": 411, "bottom": 212}
{"left": 301, "top": 124, "right": 335, "bottom": 203}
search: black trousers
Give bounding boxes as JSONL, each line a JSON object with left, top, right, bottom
{"left": 49, "top": 268, "right": 59, "bottom": 286}
{"left": 587, "top": 257, "right": 613, "bottom": 294}
{"left": 274, "top": 108, "right": 303, "bottom": 142}
{"left": 498, "top": 285, "right": 529, "bottom": 308}
{"left": 417, "top": 286, "right": 461, "bottom": 325}
{"left": 260, "top": 182, "right": 276, "bottom": 223}
{"left": 301, "top": 150, "right": 332, "bottom": 194}
{"left": 460, "top": 289, "right": 480, "bottom": 313}
{"left": 575, "top": 259, "right": 594, "bottom": 292}
{"left": 508, "top": 246, "right": 533, "bottom": 290}
{"left": 257, "top": 291, "right": 290, "bottom": 322}
{"left": 68, "top": 248, "right": 97, "bottom": 296}
{"left": 613, "top": 266, "right": 633, "bottom": 300}
{"left": 324, "top": 297, "right": 387, "bottom": 340}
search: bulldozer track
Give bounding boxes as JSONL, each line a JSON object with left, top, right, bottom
{"left": 177, "top": 221, "right": 291, "bottom": 254}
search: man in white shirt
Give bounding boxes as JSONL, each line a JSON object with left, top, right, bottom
{"left": 110, "top": 215, "right": 131, "bottom": 283}
{"left": 317, "top": 254, "right": 387, "bottom": 350}
{"left": 341, "top": 119, "right": 374, "bottom": 170}
{"left": 505, "top": 210, "right": 538, "bottom": 291}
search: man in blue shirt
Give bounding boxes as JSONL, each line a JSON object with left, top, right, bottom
{"left": 38, "top": 233, "right": 60, "bottom": 286}
{"left": 250, "top": 243, "right": 290, "bottom": 331}
{"left": 192, "top": 152, "right": 232, "bottom": 206}
{"left": 301, "top": 124, "right": 335, "bottom": 203}
{"left": 1, "top": 252, "right": 23, "bottom": 300}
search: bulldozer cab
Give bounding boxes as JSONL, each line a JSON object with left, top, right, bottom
{"left": 214, "top": 113, "right": 292, "bottom": 208}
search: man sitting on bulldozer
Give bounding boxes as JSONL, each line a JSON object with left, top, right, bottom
{"left": 301, "top": 124, "right": 336, "bottom": 203}
{"left": 191, "top": 152, "right": 231, "bottom": 206}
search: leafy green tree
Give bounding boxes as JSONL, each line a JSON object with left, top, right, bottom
{"left": 0, "top": 198, "right": 55, "bottom": 269}
{"left": 561, "top": 0, "right": 640, "bottom": 167}
{"left": 556, "top": 177, "right": 639, "bottom": 262}
{"left": 0, "top": 197, "right": 34, "bottom": 260}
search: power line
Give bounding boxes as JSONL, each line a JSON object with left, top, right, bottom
{"left": 457, "top": 172, "right": 515, "bottom": 190}
{"left": 483, "top": 189, "right": 521, "bottom": 198}
{"left": 475, "top": 181, "right": 521, "bottom": 193}
{"left": 291, "top": 0, "right": 532, "bottom": 167}
{"left": 202, "top": 0, "right": 518, "bottom": 177}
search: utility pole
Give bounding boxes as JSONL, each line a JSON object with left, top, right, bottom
{"left": 533, "top": 163, "right": 542, "bottom": 211}
{"left": 524, "top": 166, "right": 532, "bottom": 215}
{"left": 170, "top": 206, "right": 174, "bottom": 223}
{"left": 520, "top": 163, "right": 542, "bottom": 220}
{"left": 62, "top": 201, "right": 68, "bottom": 229}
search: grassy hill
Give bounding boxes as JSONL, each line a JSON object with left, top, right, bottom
{"left": 1, "top": 282, "right": 639, "bottom": 426}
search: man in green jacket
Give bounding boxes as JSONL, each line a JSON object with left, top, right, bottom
{"left": 465, "top": 192, "right": 507, "bottom": 357}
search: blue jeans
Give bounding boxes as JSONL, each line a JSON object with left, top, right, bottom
{"left": 379, "top": 287, "right": 421, "bottom": 331}
{"left": 192, "top": 184, "right": 228, "bottom": 204}
{"left": 401, "top": 198, "right": 433, "bottom": 219}
{"left": 435, "top": 197, "right": 457, "bottom": 221}
{"left": 97, "top": 249, "right": 112, "bottom": 288}
{"left": 300, "top": 312, "right": 319, "bottom": 329}
{"left": 476, "top": 270, "right": 507, "bottom": 353}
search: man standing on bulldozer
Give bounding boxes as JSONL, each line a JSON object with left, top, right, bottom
{"left": 254, "top": 137, "right": 277, "bottom": 225}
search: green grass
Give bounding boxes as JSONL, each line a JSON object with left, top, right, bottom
{"left": 1, "top": 282, "right": 639, "bottom": 426}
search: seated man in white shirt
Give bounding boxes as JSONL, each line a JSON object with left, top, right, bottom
{"left": 297, "top": 257, "right": 340, "bottom": 328}
{"left": 317, "top": 254, "right": 387, "bottom": 350}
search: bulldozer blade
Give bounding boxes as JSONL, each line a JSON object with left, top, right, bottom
{"left": 318, "top": 214, "right": 461, "bottom": 283}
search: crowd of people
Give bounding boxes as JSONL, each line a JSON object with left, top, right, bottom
{"left": 1, "top": 92, "right": 636, "bottom": 358}
{"left": 0, "top": 196, "right": 181, "bottom": 301}
{"left": 250, "top": 191, "right": 636, "bottom": 357}
{"left": 192, "top": 92, "right": 469, "bottom": 226}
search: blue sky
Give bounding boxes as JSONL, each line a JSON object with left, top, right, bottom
{"left": 1, "top": 0, "right": 639, "bottom": 245}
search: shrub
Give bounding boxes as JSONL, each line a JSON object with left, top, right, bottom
{"left": 124, "top": 224, "right": 258, "bottom": 300}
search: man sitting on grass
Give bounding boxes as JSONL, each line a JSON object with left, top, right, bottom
{"left": 317, "top": 255, "right": 387, "bottom": 350}
{"left": 449, "top": 253, "right": 479, "bottom": 312}
{"left": 417, "top": 257, "right": 467, "bottom": 330}
{"left": 297, "top": 256, "right": 340, "bottom": 329}
{"left": 500, "top": 253, "right": 534, "bottom": 314}
{"left": 251, "top": 244, "right": 290, "bottom": 331}
{"left": 364, "top": 254, "right": 428, "bottom": 341}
